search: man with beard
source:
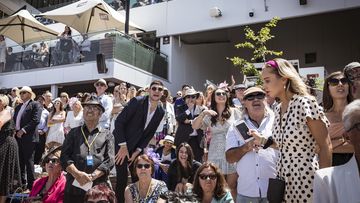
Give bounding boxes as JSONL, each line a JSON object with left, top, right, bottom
{"left": 113, "top": 80, "right": 165, "bottom": 202}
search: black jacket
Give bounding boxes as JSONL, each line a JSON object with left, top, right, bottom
{"left": 113, "top": 96, "right": 165, "bottom": 154}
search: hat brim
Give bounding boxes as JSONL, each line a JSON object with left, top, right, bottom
{"left": 94, "top": 82, "right": 108, "bottom": 88}
{"left": 159, "top": 139, "right": 176, "bottom": 148}
{"left": 183, "top": 92, "right": 200, "bottom": 98}
{"left": 82, "top": 103, "right": 105, "bottom": 113}
{"left": 20, "top": 90, "right": 36, "bottom": 100}
{"left": 41, "top": 145, "right": 62, "bottom": 166}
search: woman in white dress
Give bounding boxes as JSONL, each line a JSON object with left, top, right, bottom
{"left": 193, "top": 88, "right": 241, "bottom": 199}
{"left": 46, "top": 99, "right": 66, "bottom": 148}
{"left": 110, "top": 85, "right": 127, "bottom": 132}
{"left": 64, "top": 100, "right": 83, "bottom": 133}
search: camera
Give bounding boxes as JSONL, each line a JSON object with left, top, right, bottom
{"left": 249, "top": 10, "right": 254, "bottom": 17}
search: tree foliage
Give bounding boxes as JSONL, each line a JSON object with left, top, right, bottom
{"left": 228, "top": 17, "right": 283, "bottom": 77}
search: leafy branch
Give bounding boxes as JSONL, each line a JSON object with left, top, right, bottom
{"left": 228, "top": 17, "right": 283, "bottom": 77}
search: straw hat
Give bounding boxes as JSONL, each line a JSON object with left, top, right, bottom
{"left": 159, "top": 135, "right": 175, "bottom": 148}
{"left": 94, "top": 78, "right": 108, "bottom": 88}
{"left": 183, "top": 88, "right": 199, "bottom": 98}
{"left": 19, "top": 86, "right": 36, "bottom": 100}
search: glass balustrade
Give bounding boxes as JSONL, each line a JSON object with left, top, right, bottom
{"left": 1, "top": 29, "right": 168, "bottom": 79}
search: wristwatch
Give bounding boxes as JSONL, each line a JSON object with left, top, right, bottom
{"left": 91, "top": 172, "right": 96, "bottom": 179}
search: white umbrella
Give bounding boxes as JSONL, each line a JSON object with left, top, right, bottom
{"left": 0, "top": 9, "right": 58, "bottom": 45}
{"left": 38, "top": 0, "right": 141, "bottom": 34}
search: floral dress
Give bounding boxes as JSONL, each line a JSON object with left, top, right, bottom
{"left": 128, "top": 180, "right": 168, "bottom": 203}
{"left": 273, "top": 94, "right": 329, "bottom": 202}
{"left": 202, "top": 108, "right": 241, "bottom": 174}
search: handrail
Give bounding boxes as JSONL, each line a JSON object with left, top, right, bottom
{"left": 2, "top": 29, "right": 168, "bottom": 79}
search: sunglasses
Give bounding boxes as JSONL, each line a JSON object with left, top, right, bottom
{"left": 86, "top": 201, "right": 109, "bottom": 203}
{"left": 215, "top": 92, "right": 226, "bottom": 97}
{"left": 199, "top": 173, "right": 217, "bottom": 180}
{"left": 136, "top": 163, "right": 151, "bottom": 169}
{"left": 151, "top": 86, "right": 164, "bottom": 92}
{"left": 44, "top": 158, "right": 59, "bottom": 164}
{"left": 328, "top": 78, "right": 350, "bottom": 86}
{"left": 347, "top": 123, "right": 360, "bottom": 132}
{"left": 185, "top": 95, "right": 197, "bottom": 99}
{"left": 19, "top": 92, "right": 28, "bottom": 95}
{"left": 96, "top": 83, "right": 106, "bottom": 87}
{"left": 244, "top": 93, "right": 265, "bottom": 101}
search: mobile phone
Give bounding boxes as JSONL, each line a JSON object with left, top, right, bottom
{"left": 235, "top": 121, "right": 252, "bottom": 141}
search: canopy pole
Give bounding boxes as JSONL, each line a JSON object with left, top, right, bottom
{"left": 124, "top": 0, "right": 130, "bottom": 34}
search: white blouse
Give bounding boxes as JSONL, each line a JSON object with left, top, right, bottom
{"left": 64, "top": 110, "right": 83, "bottom": 129}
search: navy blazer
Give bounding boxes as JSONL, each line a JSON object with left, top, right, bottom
{"left": 13, "top": 100, "right": 42, "bottom": 142}
{"left": 174, "top": 104, "right": 204, "bottom": 147}
{"left": 113, "top": 96, "right": 165, "bottom": 154}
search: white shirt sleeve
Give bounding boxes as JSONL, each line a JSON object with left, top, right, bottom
{"left": 225, "top": 124, "right": 245, "bottom": 152}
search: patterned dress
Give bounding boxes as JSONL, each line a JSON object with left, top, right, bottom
{"left": 128, "top": 179, "right": 168, "bottom": 203}
{"left": 273, "top": 94, "right": 329, "bottom": 202}
{"left": 0, "top": 120, "right": 21, "bottom": 195}
{"left": 202, "top": 108, "right": 241, "bottom": 174}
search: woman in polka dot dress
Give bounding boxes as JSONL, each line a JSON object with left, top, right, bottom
{"left": 251, "top": 58, "right": 332, "bottom": 202}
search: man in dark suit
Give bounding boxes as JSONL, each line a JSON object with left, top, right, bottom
{"left": 174, "top": 88, "right": 205, "bottom": 162}
{"left": 13, "top": 86, "right": 42, "bottom": 190}
{"left": 113, "top": 80, "right": 165, "bottom": 202}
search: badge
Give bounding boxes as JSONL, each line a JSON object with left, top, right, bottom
{"left": 86, "top": 155, "right": 94, "bottom": 166}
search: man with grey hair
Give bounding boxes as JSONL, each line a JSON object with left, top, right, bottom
{"left": 313, "top": 99, "right": 360, "bottom": 203}
{"left": 344, "top": 62, "right": 360, "bottom": 99}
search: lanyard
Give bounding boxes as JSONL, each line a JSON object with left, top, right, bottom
{"left": 81, "top": 126, "right": 100, "bottom": 154}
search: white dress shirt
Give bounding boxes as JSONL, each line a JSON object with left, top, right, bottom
{"left": 225, "top": 111, "right": 278, "bottom": 198}
{"left": 313, "top": 155, "right": 360, "bottom": 203}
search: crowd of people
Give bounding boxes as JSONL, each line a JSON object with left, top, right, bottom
{"left": 0, "top": 58, "right": 359, "bottom": 203}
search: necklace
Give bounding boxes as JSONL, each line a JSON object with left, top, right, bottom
{"left": 137, "top": 179, "right": 153, "bottom": 201}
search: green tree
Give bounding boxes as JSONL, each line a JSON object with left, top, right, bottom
{"left": 228, "top": 17, "right": 283, "bottom": 78}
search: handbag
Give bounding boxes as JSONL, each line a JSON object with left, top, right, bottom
{"left": 267, "top": 176, "right": 286, "bottom": 203}
{"left": 267, "top": 108, "right": 291, "bottom": 203}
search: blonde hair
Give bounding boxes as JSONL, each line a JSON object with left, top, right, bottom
{"left": 0, "top": 94, "right": 9, "bottom": 107}
{"left": 264, "top": 58, "right": 310, "bottom": 97}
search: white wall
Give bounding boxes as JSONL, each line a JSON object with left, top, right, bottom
{"left": 127, "top": 0, "right": 360, "bottom": 37}
{"left": 165, "top": 8, "right": 360, "bottom": 93}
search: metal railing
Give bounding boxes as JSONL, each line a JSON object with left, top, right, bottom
{"left": 1, "top": 29, "right": 168, "bottom": 79}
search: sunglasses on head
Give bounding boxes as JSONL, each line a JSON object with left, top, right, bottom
{"left": 44, "top": 157, "right": 59, "bottom": 164}
{"left": 244, "top": 93, "right": 265, "bottom": 101}
{"left": 199, "top": 173, "right": 217, "bottom": 180}
{"left": 215, "top": 92, "right": 227, "bottom": 97}
{"left": 185, "top": 95, "right": 197, "bottom": 99}
{"left": 136, "top": 163, "right": 151, "bottom": 169}
{"left": 328, "top": 78, "right": 350, "bottom": 86}
{"left": 151, "top": 86, "right": 164, "bottom": 92}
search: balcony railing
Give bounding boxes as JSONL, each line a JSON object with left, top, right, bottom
{"left": 2, "top": 29, "right": 168, "bottom": 79}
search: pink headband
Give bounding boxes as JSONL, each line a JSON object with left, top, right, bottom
{"left": 266, "top": 60, "right": 278, "bottom": 69}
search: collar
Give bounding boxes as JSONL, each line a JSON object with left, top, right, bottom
{"left": 82, "top": 123, "right": 102, "bottom": 134}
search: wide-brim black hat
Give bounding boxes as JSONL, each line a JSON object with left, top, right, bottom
{"left": 41, "top": 145, "right": 62, "bottom": 166}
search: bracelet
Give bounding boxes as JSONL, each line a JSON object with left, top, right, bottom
{"left": 260, "top": 137, "right": 267, "bottom": 145}
{"left": 263, "top": 136, "right": 274, "bottom": 149}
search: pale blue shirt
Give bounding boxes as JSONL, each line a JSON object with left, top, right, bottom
{"left": 97, "top": 94, "right": 113, "bottom": 129}
{"left": 37, "top": 108, "right": 49, "bottom": 132}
